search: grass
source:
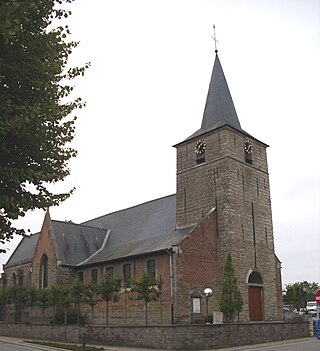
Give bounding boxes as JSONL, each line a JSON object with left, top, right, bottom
{"left": 25, "top": 340, "right": 104, "bottom": 351}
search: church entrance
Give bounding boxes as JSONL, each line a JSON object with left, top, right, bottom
{"left": 248, "top": 271, "right": 263, "bottom": 321}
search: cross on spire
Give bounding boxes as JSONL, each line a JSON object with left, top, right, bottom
{"left": 212, "top": 24, "right": 219, "bottom": 53}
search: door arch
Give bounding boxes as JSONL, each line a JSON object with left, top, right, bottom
{"left": 248, "top": 271, "right": 263, "bottom": 321}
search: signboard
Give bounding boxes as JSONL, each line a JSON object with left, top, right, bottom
{"left": 315, "top": 289, "right": 320, "bottom": 305}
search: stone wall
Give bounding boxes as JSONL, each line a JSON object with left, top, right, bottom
{"left": 0, "top": 321, "right": 308, "bottom": 350}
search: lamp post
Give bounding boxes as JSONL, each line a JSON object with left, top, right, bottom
{"left": 204, "top": 288, "right": 213, "bottom": 324}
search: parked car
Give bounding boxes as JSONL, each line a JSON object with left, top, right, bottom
{"left": 306, "top": 301, "right": 317, "bottom": 316}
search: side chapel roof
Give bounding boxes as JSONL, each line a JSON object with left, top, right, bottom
{"left": 50, "top": 221, "right": 108, "bottom": 266}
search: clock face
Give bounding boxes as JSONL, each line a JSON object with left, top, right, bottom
{"left": 194, "top": 139, "right": 206, "bottom": 154}
{"left": 244, "top": 139, "right": 253, "bottom": 154}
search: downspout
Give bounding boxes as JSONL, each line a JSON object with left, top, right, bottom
{"left": 166, "top": 248, "right": 174, "bottom": 324}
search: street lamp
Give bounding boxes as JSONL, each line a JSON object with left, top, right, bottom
{"left": 204, "top": 288, "right": 213, "bottom": 324}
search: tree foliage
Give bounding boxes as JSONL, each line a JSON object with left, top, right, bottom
{"left": 219, "top": 253, "right": 244, "bottom": 323}
{"left": 0, "top": 0, "right": 89, "bottom": 248}
{"left": 131, "top": 271, "right": 163, "bottom": 326}
{"left": 98, "top": 274, "right": 122, "bottom": 325}
{"left": 283, "top": 281, "right": 319, "bottom": 309}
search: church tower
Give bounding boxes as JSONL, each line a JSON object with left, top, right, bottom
{"left": 174, "top": 52, "right": 283, "bottom": 321}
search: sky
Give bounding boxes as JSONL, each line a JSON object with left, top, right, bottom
{"left": 1, "top": 0, "right": 319, "bottom": 287}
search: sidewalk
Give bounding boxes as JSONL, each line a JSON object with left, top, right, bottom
{"left": 0, "top": 335, "right": 317, "bottom": 351}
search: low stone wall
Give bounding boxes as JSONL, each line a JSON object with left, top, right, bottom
{"left": 0, "top": 321, "right": 309, "bottom": 350}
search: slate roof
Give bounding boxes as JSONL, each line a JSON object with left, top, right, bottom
{"left": 79, "top": 194, "right": 193, "bottom": 266}
{"left": 51, "top": 221, "right": 108, "bottom": 266}
{"left": 4, "top": 195, "right": 194, "bottom": 270}
{"left": 4, "top": 233, "right": 39, "bottom": 268}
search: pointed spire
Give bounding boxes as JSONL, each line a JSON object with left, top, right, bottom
{"left": 180, "top": 53, "right": 244, "bottom": 143}
{"left": 202, "top": 54, "right": 241, "bottom": 131}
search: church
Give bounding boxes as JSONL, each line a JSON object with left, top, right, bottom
{"left": 2, "top": 50, "right": 283, "bottom": 324}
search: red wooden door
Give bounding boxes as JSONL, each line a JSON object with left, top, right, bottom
{"left": 249, "top": 286, "right": 263, "bottom": 321}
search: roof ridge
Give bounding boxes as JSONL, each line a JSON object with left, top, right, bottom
{"left": 51, "top": 219, "right": 109, "bottom": 231}
{"left": 81, "top": 193, "right": 175, "bottom": 225}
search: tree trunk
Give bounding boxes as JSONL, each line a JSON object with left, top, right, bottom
{"left": 106, "top": 301, "right": 109, "bottom": 326}
{"left": 91, "top": 306, "right": 94, "bottom": 325}
{"left": 145, "top": 300, "right": 148, "bottom": 326}
{"left": 64, "top": 304, "right": 67, "bottom": 325}
{"left": 77, "top": 303, "right": 80, "bottom": 326}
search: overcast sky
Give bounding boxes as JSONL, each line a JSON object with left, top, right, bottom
{"left": 1, "top": 0, "right": 319, "bottom": 287}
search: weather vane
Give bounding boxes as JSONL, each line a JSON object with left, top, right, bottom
{"left": 212, "top": 24, "right": 219, "bottom": 53}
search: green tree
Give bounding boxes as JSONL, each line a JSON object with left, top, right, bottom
{"left": 26, "top": 286, "right": 38, "bottom": 324}
{"left": 219, "top": 253, "right": 244, "bottom": 323}
{"left": 0, "top": 0, "right": 89, "bottom": 248}
{"left": 131, "top": 271, "right": 163, "bottom": 326}
{"left": 37, "top": 288, "right": 50, "bottom": 323}
{"left": 82, "top": 283, "right": 99, "bottom": 325}
{"left": 48, "top": 285, "right": 61, "bottom": 326}
{"left": 59, "top": 284, "right": 71, "bottom": 325}
{"left": 0, "top": 287, "right": 8, "bottom": 321}
{"left": 70, "top": 278, "right": 84, "bottom": 325}
{"left": 284, "top": 281, "right": 319, "bottom": 310}
{"left": 15, "top": 286, "right": 28, "bottom": 322}
{"left": 98, "top": 274, "right": 122, "bottom": 326}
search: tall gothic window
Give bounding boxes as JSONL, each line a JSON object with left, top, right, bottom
{"left": 91, "top": 269, "right": 98, "bottom": 283}
{"left": 147, "top": 260, "right": 156, "bottom": 279}
{"left": 11, "top": 272, "right": 17, "bottom": 287}
{"left": 17, "top": 269, "right": 23, "bottom": 287}
{"left": 123, "top": 264, "right": 131, "bottom": 288}
{"left": 39, "top": 254, "right": 48, "bottom": 289}
{"left": 26, "top": 269, "right": 32, "bottom": 288}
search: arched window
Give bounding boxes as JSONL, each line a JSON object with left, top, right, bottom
{"left": 17, "top": 269, "right": 24, "bottom": 287}
{"left": 39, "top": 254, "right": 48, "bottom": 289}
{"left": 248, "top": 271, "right": 263, "bottom": 285}
{"left": 147, "top": 260, "right": 156, "bottom": 279}
{"left": 11, "top": 272, "right": 17, "bottom": 286}
{"left": 26, "top": 269, "right": 32, "bottom": 288}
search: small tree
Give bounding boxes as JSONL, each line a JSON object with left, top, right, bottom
{"left": 70, "top": 278, "right": 84, "bottom": 325}
{"left": 0, "top": 288, "right": 8, "bottom": 321}
{"left": 15, "top": 287, "right": 28, "bottom": 322}
{"left": 48, "top": 285, "right": 61, "bottom": 326}
{"left": 131, "top": 271, "right": 163, "bottom": 326}
{"left": 219, "top": 253, "right": 244, "bottom": 323}
{"left": 26, "top": 286, "right": 38, "bottom": 324}
{"left": 98, "top": 274, "right": 122, "bottom": 326}
{"left": 59, "top": 285, "right": 71, "bottom": 325}
{"left": 82, "top": 283, "right": 99, "bottom": 325}
{"left": 37, "top": 288, "right": 50, "bottom": 323}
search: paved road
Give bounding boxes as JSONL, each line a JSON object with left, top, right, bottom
{"left": 0, "top": 336, "right": 318, "bottom": 351}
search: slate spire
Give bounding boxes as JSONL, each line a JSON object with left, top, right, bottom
{"left": 201, "top": 53, "right": 241, "bottom": 131}
{"left": 181, "top": 53, "right": 244, "bottom": 143}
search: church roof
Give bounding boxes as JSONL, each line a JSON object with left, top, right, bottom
{"left": 4, "top": 233, "right": 39, "bottom": 269}
{"left": 4, "top": 195, "right": 194, "bottom": 270}
{"left": 78, "top": 194, "right": 193, "bottom": 266}
{"left": 51, "top": 221, "right": 108, "bottom": 266}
